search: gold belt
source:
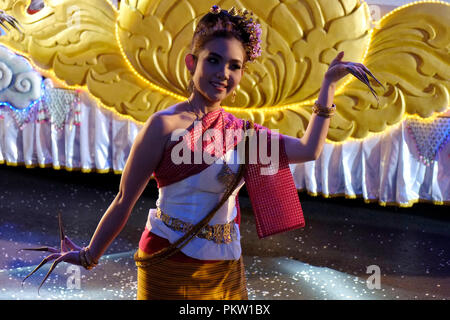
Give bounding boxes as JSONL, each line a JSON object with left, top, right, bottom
{"left": 155, "top": 207, "right": 237, "bottom": 244}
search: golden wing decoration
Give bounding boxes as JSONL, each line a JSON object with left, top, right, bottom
{"left": 117, "top": 0, "right": 371, "bottom": 107}
{"left": 0, "top": 0, "right": 179, "bottom": 121}
{"left": 0, "top": 0, "right": 448, "bottom": 142}
{"left": 330, "top": 1, "right": 450, "bottom": 141}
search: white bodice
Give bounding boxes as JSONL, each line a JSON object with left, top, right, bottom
{"left": 146, "top": 146, "right": 245, "bottom": 260}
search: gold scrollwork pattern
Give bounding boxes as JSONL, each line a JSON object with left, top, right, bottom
{"left": 116, "top": 0, "right": 370, "bottom": 108}
{"left": 331, "top": 1, "right": 450, "bottom": 141}
{"left": 0, "top": 0, "right": 448, "bottom": 142}
{"left": 0, "top": 0, "right": 179, "bottom": 121}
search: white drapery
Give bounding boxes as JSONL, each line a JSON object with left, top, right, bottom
{"left": 0, "top": 91, "right": 448, "bottom": 207}
{"left": 290, "top": 118, "right": 450, "bottom": 207}
{"left": 0, "top": 90, "right": 141, "bottom": 174}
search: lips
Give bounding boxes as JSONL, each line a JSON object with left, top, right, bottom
{"left": 210, "top": 81, "right": 227, "bottom": 91}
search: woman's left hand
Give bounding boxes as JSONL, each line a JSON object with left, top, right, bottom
{"left": 324, "top": 51, "right": 384, "bottom": 101}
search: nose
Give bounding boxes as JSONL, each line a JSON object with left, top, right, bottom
{"left": 216, "top": 71, "right": 227, "bottom": 81}
{"left": 216, "top": 65, "right": 229, "bottom": 81}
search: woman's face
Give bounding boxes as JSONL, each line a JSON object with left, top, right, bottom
{"left": 190, "top": 37, "right": 245, "bottom": 105}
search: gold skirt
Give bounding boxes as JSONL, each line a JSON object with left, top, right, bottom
{"left": 135, "top": 249, "right": 248, "bottom": 300}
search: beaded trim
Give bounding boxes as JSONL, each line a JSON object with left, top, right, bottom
{"left": 156, "top": 207, "right": 237, "bottom": 244}
{"left": 406, "top": 117, "right": 450, "bottom": 166}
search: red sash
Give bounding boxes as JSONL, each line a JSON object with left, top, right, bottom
{"left": 153, "top": 108, "right": 304, "bottom": 238}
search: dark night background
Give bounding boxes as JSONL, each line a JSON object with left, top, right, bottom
{"left": 0, "top": 164, "right": 448, "bottom": 300}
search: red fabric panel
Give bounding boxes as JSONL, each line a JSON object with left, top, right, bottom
{"left": 152, "top": 108, "right": 305, "bottom": 239}
{"left": 138, "top": 228, "right": 219, "bottom": 263}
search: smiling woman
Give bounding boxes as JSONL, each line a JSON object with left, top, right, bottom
{"left": 186, "top": 37, "right": 245, "bottom": 109}
{"left": 24, "top": 4, "right": 383, "bottom": 300}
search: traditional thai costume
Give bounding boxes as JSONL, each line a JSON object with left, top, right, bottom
{"left": 135, "top": 108, "right": 304, "bottom": 300}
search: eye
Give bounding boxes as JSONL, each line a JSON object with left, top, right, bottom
{"left": 231, "top": 64, "right": 242, "bottom": 70}
{"left": 207, "top": 57, "right": 218, "bottom": 63}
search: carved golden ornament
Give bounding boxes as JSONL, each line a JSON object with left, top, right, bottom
{"left": 0, "top": 0, "right": 180, "bottom": 121}
{"left": 332, "top": 1, "right": 450, "bottom": 141}
{"left": 0, "top": 0, "right": 448, "bottom": 142}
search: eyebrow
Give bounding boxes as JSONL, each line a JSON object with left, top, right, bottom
{"left": 208, "top": 52, "right": 243, "bottom": 64}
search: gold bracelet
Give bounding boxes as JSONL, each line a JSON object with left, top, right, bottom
{"left": 79, "top": 248, "right": 88, "bottom": 269}
{"left": 79, "top": 247, "right": 96, "bottom": 270}
{"left": 313, "top": 100, "right": 336, "bottom": 118}
{"left": 84, "top": 247, "right": 98, "bottom": 267}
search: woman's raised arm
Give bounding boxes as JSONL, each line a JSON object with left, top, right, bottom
{"left": 282, "top": 51, "right": 381, "bottom": 164}
{"left": 282, "top": 79, "right": 335, "bottom": 163}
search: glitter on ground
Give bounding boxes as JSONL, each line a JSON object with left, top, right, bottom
{"left": 0, "top": 165, "right": 449, "bottom": 300}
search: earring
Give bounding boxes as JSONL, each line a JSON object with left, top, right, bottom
{"left": 188, "top": 79, "right": 194, "bottom": 93}
{"left": 231, "top": 90, "right": 237, "bottom": 103}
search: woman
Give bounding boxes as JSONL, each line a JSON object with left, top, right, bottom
{"left": 23, "top": 5, "right": 381, "bottom": 300}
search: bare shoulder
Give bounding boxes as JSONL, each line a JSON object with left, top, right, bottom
{"left": 145, "top": 103, "right": 197, "bottom": 148}
{"left": 139, "top": 103, "right": 196, "bottom": 153}
{"left": 141, "top": 105, "right": 178, "bottom": 136}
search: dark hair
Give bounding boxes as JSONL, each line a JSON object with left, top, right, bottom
{"left": 190, "top": 9, "right": 260, "bottom": 64}
{"left": 187, "top": 7, "right": 262, "bottom": 93}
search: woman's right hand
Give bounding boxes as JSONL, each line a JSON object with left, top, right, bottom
{"left": 57, "top": 235, "right": 84, "bottom": 265}
{"left": 20, "top": 214, "right": 85, "bottom": 293}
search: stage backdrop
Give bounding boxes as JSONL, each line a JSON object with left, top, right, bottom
{"left": 0, "top": 0, "right": 448, "bottom": 207}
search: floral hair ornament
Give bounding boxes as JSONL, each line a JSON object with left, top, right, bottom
{"left": 204, "top": 5, "right": 262, "bottom": 61}
{"left": 210, "top": 5, "right": 221, "bottom": 14}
